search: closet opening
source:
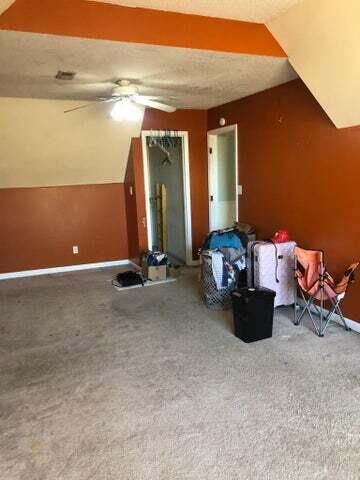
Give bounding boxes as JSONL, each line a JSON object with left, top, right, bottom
{"left": 141, "top": 130, "right": 193, "bottom": 266}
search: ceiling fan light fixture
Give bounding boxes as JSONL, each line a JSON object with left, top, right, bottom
{"left": 110, "top": 98, "right": 143, "bottom": 122}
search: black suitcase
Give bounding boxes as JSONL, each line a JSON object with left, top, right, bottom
{"left": 231, "top": 287, "right": 276, "bottom": 343}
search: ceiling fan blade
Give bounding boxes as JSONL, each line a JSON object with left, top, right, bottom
{"left": 136, "top": 96, "right": 176, "bottom": 113}
{"left": 64, "top": 98, "right": 118, "bottom": 114}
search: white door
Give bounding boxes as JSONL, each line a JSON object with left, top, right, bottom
{"left": 208, "top": 126, "right": 238, "bottom": 231}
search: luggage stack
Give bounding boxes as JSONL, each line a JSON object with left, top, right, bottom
{"left": 200, "top": 226, "right": 296, "bottom": 340}
{"left": 247, "top": 241, "right": 296, "bottom": 307}
{"left": 230, "top": 240, "right": 296, "bottom": 342}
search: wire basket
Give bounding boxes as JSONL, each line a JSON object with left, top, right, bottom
{"left": 200, "top": 253, "right": 236, "bottom": 310}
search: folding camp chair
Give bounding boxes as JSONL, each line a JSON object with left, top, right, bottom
{"left": 294, "top": 246, "right": 359, "bottom": 337}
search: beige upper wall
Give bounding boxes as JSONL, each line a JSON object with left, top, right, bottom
{"left": 90, "top": 0, "right": 301, "bottom": 23}
{"left": 268, "top": 0, "right": 360, "bottom": 129}
{"left": 0, "top": 97, "right": 143, "bottom": 188}
{"left": 0, "top": 0, "right": 15, "bottom": 16}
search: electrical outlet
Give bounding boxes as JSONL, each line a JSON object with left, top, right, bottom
{"left": 237, "top": 185, "right": 243, "bottom": 195}
{"left": 73, "top": 245, "right": 79, "bottom": 255}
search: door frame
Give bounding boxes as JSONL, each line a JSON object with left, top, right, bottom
{"left": 207, "top": 124, "right": 239, "bottom": 231}
{"left": 141, "top": 130, "right": 194, "bottom": 266}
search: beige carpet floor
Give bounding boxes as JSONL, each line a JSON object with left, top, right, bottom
{"left": 1, "top": 267, "right": 360, "bottom": 479}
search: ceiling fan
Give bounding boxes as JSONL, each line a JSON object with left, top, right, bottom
{"left": 64, "top": 79, "right": 177, "bottom": 120}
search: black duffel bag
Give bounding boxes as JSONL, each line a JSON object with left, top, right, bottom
{"left": 114, "top": 271, "right": 144, "bottom": 288}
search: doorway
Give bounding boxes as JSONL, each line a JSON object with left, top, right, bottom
{"left": 207, "top": 124, "right": 238, "bottom": 231}
{"left": 141, "top": 130, "right": 193, "bottom": 266}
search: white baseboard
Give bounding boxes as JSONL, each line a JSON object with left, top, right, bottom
{"left": 0, "top": 259, "right": 138, "bottom": 281}
{"left": 297, "top": 297, "right": 360, "bottom": 334}
{"left": 342, "top": 317, "right": 360, "bottom": 334}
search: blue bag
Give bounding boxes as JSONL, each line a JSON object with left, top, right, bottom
{"left": 209, "top": 232, "right": 242, "bottom": 250}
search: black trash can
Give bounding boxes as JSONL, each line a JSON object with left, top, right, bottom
{"left": 231, "top": 287, "right": 276, "bottom": 343}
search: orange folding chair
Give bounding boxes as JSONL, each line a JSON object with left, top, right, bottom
{"left": 294, "top": 246, "right": 359, "bottom": 336}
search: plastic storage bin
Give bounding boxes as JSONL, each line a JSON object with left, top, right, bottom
{"left": 231, "top": 287, "right": 276, "bottom": 343}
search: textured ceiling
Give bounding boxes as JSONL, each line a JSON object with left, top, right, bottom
{"left": 90, "top": 0, "right": 301, "bottom": 22}
{"left": 0, "top": 31, "right": 297, "bottom": 109}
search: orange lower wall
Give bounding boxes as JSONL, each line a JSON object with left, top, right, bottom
{"left": 0, "top": 183, "right": 129, "bottom": 273}
{"left": 208, "top": 79, "right": 360, "bottom": 321}
{"left": 1, "top": 109, "right": 208, "bottom": 274}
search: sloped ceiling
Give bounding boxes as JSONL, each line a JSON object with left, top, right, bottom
{"left": 268, "top": 0, "right": 360, "bottom": 129}
{"left": 0, "top": 0, "right": 15, "bottom": 15}
{"left": 0, "top": 0, "right": 285, "bottom": 57}
{"left": 90, "top": 0, "right": 301, "bottom": 22}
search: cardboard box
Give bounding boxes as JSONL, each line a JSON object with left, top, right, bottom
{"left": 144, "top": 265, "right": 167, "bottom": 282}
